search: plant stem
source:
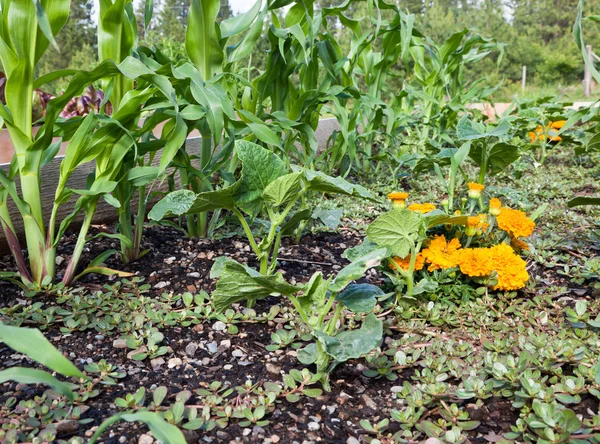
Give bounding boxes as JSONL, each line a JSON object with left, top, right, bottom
{"left": 198, "top": 133, "right": 213, "bottom": 237}
{"left": 63, "top": 201, "right": 98, "bottom": 285}
{"left": 232, "top": 208, "right": 260, "bottom": 256}
{"left": 325, "top": 302, "right": 343, "bottom": 335}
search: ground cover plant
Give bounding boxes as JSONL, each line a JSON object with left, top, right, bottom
{"left": 0, "top": 0, "right": 599, "bottom": 443}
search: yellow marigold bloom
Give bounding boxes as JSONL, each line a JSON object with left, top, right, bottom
{"left": 465, "top": 216, "right": 479, "bottom": 236}
{"left": 421, "top": 234, "right": 462, "bottom": 271}
{"left": 489, "top": 198, "right": 502, "bottom": 216}
{"left": 408, "top": 203, "right": 436, "bottom": 214}
{"left": 530, "top": 123, "right": 563, "bottom": 143}
{"left": 390, "top": 253, "right": 425, "bottom": 272}
{"left": 388, "top": 191, "right": 409, "bottom": 209}
{"left": 467, "top": 182, "right": 485, "bottom": 199}
{"left": 388, "top": 191, "right": 409, "bottom": 200}
{"left": 489, "top": 244, "right": 529, "bottom": 291}
{"left": 497, "top": 207, "right": 535, "bottom": 238}
{"left": 528, "top": 131, "right": 537, "bottom": 144}
{"left": 454, "top": 248, "right": 493, "bottom": 277}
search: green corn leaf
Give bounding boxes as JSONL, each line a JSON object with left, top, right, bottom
{"left": 0, "top": 368, "right": 75, "bottom": 402}
{"left": 220, "top": 0, "right": 261, "bottom": 38}
{"left": 568, "top": 197, "right": 600, "bottom": 207}
{"left": 90, "top": 412, "right": 186, "bottom": 444}
{"left": 0, "top": 323, "right": 84, "bottom": 378}
{"left": 186, "top": 0, "right": 223, "bottom": 81}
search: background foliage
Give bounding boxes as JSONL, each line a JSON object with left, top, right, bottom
{"left": 35, "top": 0, "right": 600, "bottom": 100}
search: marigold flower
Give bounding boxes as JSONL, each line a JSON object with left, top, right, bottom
{"left": 529, "top": 123, "right": 563, "bottom": 143}
{"left": 528, "top": 131, "right": 538, "bottom": 144}
{"left": 489, "top": 198, "right": 502, "bottom": 216}
{"left": 465, "top": 216, "right": 479, "bottom": 236}
{"left": 454, "top": 248, "right": 493, "bottom": 277}
{"left": 408, "top": 203, "right": 436, "bottom": 214}
{"left": 488, "top": 244, "right": 529, "bottom": 291}
{"left": 388, "top": 191, "right": 409, "bottom": 209}
{"left": 467, "top": 182, "right": 485, "bottom": 199}
{"left": 453, "top": 244, "right": 529, "bottom": 290}
{"left": 390, "top": 253, "right": 425, "bottom": 272}
{"left": 497, "top": 207, "right": 535, "bottom": 238}
{"left": 421, "top": 234, "right": 462, "bottom": 271}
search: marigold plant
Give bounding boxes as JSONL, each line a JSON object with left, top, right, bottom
{"left": 371, "top": 182, "right": 537, "bottom": 299}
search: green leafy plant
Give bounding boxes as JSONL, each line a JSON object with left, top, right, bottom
{"left": 149, "top": 140, "right": 373, "bottom": 275}
{"left": 210, "top": 245, "right": 388, "bottom": 390}
{"left": 455, "top": 116, "right": 520, "bottom": 186}
{"left": 0, "top": 323, "right": 85, "bottom": 401}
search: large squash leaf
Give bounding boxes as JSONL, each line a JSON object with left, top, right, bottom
{"left": 212, "top": 259, "right": 300, "bottom": 312}
{"left": 315, "top": 313, "right": 383, "bottom": 362}
{"left": 366, "top": 209, "right": 421, "bottom": 258}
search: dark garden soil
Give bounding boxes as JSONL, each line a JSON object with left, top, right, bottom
{"left": 0, "top": 223, "right": 595, "bottom": 443}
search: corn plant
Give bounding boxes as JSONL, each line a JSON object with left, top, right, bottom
{"left": 0, "top": 2, "right": 182, "bottom": 288}
{"left": 569, "top": 0, "right": 600, "bottom": 208}
{"left": 180, "top": 0, "right": 265, "bottom": 238}
{"left": 406, "top": 30, "right": 504, "bottom": 143}
{"left": 97, "top": 0, "right": 187, "bottom": 264}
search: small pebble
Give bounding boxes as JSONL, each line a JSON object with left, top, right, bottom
{"left": 113, "top": 339, "right": 128, "bottom": 349}
{"left": 212, "top": 321, "right": 227, "bottom": 331}
{"left": 138, "top": 434, "right": 154, "bottom": 444}
{"left": 307, "top": 422, "right": 320, "bottom": 432}
{"left": 168, "top": 358, "right": 183, "bottom": 368}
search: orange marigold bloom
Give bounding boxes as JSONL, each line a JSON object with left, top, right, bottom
{"left": 466, "top": 216, "right": 479, "bottom": 227}
{"left": 530, "top": 123, "right": 563, "bottom": 143}
{"left": 468, "top": 182, "right": 485, "bottom": 199}
{"left": 408, "top": 203, "right": 436, "bottom": 214}
{"left": 454, "top": 248, "right": 493, "bottom": 277}
{"left": 528, "top": 131, "right": 538, "bottom": 144}
{"left": 421, "top": 234, "right": 462, "bottom": 271}
{"left": 489, "top": 198, "right": 502, "bottom": 216}
{"left": 468, "top": 182, "right": 485, "bottom": 192}
{"left": 390, "top": 253, "right": 425, "bottom": 272}
{"left": 388, "top": 191, "right": 409, "bottom": 201}
{"left": 488, "top": 244, "right": 529, "bottom": 291}
{"left": 497, "top": 207, "right": 535, "bottom": 238}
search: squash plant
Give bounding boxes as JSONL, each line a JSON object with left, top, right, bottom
{"left": 149, "top": 141, "right": 374, "bottom": 275}
{"left": 210, "top": 247, "right": 389, "bottom": 390}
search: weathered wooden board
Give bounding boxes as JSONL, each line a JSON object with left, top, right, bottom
{"left": 0, "top": 118, "right": 341, "bottom": 248}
